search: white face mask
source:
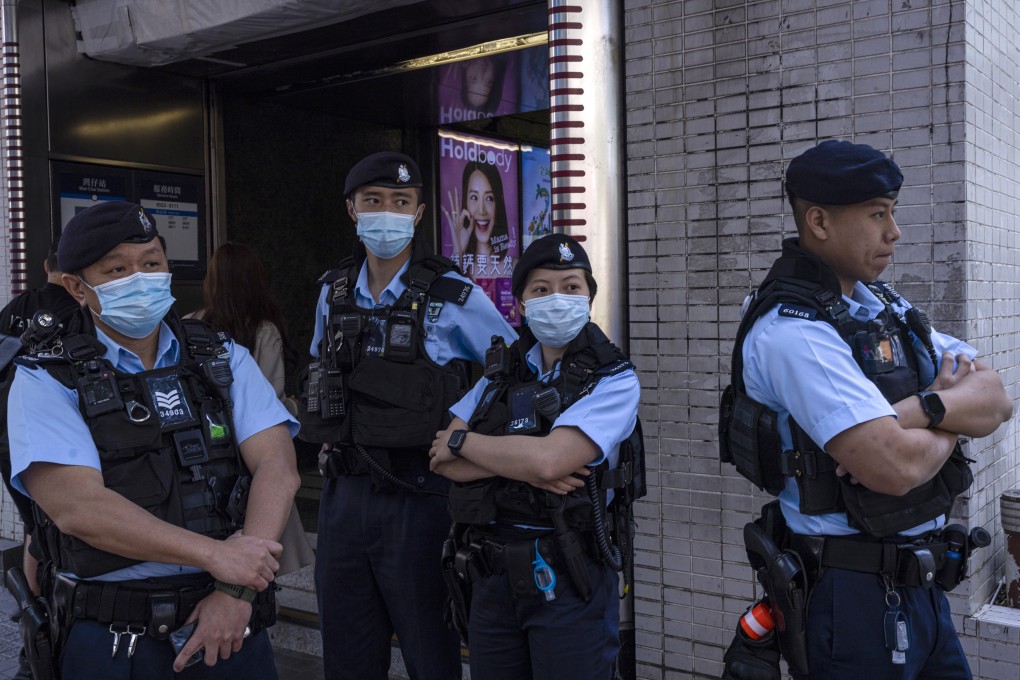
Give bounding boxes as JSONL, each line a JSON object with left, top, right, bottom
{"left": 355, "top": 211, "right": 415, "bottom": 259}
{"left": 523, "top": 293, "right": 590, "bottom": 348}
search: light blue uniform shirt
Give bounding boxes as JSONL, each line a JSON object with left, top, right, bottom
{"left": 9, "top": 322, "right": 299, "bottom": 581}
{"left": 450, "top": 342, "right": 641, "bottom": 473}
{"left": 742, "top": 281, "right": 976, "bottom": 536}
{"left": 311, "top": 257, "right": 516, "bottom": 365}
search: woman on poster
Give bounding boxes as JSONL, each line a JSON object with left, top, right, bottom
{"left": 443, "top": 160, "right": 512, "bottom": 281}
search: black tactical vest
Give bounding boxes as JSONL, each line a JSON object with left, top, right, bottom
{"left": 447, "top": 324, "right": 635, "bottom": 532}
{"left": 719, "top": 238, "right": 973, "bottom": 537}
{"left": 298, "top": 240, "right": 473, "bottom": 453}
{"left": 26, "top": 315, "right": 251, "bottom": 577}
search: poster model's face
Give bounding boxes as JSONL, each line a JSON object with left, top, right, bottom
{"left": 466, "top": 170, "right": 495, "bottom": 245}
{"left": 464, "top": 59, "right": 496, "bottom": 107}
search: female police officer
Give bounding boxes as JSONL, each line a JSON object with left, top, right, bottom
{"left": 429, "top": 234, "right": 640, "bottom": 680}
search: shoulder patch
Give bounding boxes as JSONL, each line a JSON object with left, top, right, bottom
{"left": 316, "top": 268, "right": 347, "bottom": 285}
{"left": 428, "top": 276, "right": 472, "bottom": 306}
{"left": 777, "top": 303, "right": 817, "bottom": 321}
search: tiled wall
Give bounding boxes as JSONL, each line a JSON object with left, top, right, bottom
{"left": 624, "top": 0, "right": 1020, "bottom": 677}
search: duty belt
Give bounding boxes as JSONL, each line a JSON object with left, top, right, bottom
{"left": 790, "top": 533, "right": 950, "bottom": 588}
{"left": 318, "top": 446, "right": 371, "bottom": 478}
{"left": 56, "top": 573, "right": 277, "bottom": 641}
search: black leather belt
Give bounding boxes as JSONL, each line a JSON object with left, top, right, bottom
{"left": 57, "top": 573, "right": 276, "bottom": 640}
{"left": 319, "top": 446, "right": 371, "bottom": 478}
{"left": 791, "top": 533, "right": 949, "bottom": 588}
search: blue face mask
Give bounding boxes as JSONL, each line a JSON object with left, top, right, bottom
{"left": 356, "top": 211, "right": 416, "bottom": 259}
{"left": 84, "top": 272, "right": 175, "bottom": 339}
{"left": 524, "top": 293, "right": 590, "bottom": 348}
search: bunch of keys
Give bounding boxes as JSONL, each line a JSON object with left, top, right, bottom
{"left": 883, "top": 578, "right": 910, "bottom": 664}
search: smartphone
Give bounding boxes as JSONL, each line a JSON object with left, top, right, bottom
{"left": 169, "top": 621, "right": 203, "bottom": 669}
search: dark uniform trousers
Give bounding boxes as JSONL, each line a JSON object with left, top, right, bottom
{"left": 60, "top": 620, "right": 277, "bottom": 679}
{"left": 794, "top": 567, "right": 971, "bottom": 680}
{"left": 467, "top": 549, "right": 620, "bottom": 680}
{"left": 315, "top": 466, "right": 462, "bottom": 680}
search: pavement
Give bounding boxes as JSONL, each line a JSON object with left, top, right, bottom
{"left": 0, "top": 585, "right": 326, "bottom": 679}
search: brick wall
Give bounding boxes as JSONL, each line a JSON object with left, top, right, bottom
{"left": 624, "top": 0, "right": 1020, "bottom": 677}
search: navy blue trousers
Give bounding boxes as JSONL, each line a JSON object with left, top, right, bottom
{"left": 315, "top": 473, "right": 462, "bottom": 680}
{"left": 467, "top": 550, "right": 620, "bottom": 680}
{"left": 794, "top": 568, "right": 971, "bottom": 680}
{"left": 59, "top": 620, "right": 276, "bottom": 679}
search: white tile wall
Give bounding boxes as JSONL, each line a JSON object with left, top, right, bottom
{"left": 625, "top": 0, "right": 1020, "bottom": 677}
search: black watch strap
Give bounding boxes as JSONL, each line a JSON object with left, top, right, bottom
{"left": 214, "top": 580, "right": 258, "bottom": 603}
{"left": 917, "top": 391, "right": 946, "bottom": 429}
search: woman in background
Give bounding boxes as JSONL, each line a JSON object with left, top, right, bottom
{"left": 190, "top": 242, "right": 312, "bottom": 574}
{"left": 190, "top": 241, "right": 298, "bottom": 415}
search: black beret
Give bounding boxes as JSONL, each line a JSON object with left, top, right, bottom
{"left": 344, "top": 151, "right": 423, "bottom": 196}
{"left": 512, "top": 234, "right": 593, "bottom": 298}
{"left": 57, "top": 201, "right": 159, "bottom": 272}
{"left": 786, "top": 140, "right": 904, "bottom": 205}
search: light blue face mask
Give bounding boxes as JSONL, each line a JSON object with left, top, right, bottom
{"left": 84, "top": 271, "right": 175, "bottom": 339}
{"left": 356, "top": 211, "right": 416, "bottom": 259}
{"left": 524, "top": 293, "right": 590, "bottom": 348}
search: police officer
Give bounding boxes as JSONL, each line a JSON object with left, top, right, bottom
{"left": 304, "top": 151, "right": 515, "bottom": 680}
{"left": 8, "top": 201, "right": 301, "bottom": 678}
{"left": 0, "top": 246, "right": 82, "bottom": 680}
{"left": 429, "top": 234, "right": 641, "bottom": 680}
{"left": 721, "top": 141, "right": 1012, "bottom": 679}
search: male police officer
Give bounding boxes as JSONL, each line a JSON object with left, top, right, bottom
{"left": 303, "top": 151, "right": 515, "bottom": 680}
{"left": 0, "top": 246, "right": 81, "bottom": 680}
{"left": 720, "top": 141, "right": 1012, "bottom": 679}
{"left": 429, "top": 234, "right": 641, "bottom": 680}
{"left": 8, "top": 201, "right": 301, "bottom": 678}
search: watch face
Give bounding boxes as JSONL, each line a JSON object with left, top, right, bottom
{"left": 449, "top": 430, "right": 466, "bottom": 451}
{"left": 922, "top": 392, "right": 946, "bottom": 416}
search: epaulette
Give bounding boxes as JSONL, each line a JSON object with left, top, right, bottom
{"left": 427, "top": 276, "right": 473, "bottom": 306}
{"left": 316, "top": 268, "right": 348, "bottom": 286}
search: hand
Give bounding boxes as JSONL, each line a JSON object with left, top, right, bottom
{"left": 172, "top": 591, "right": 252, "bottom": 671}
{"left": 440, "top": 189, "right": 472, "bottom": 255}
{"left": 429, "top": 429, "right": 456, "bottom": 471}
{"left": 532, "top": 466, "right": 591, "bottom": 495}
{"left": 834, "top": 464, "right": 859, "bottom": 485}
{"left": 206, "top": 534, "right": 281, "bottom": 591}
{"left": 927, "top": 351, "right": 973, "bottom": 391}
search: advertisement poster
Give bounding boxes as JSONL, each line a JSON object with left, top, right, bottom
{"left": 521, "top": 145, "right": 552, "bottom": 249}
{"left": 519, "top": 45, "right": 550, "bottom": 113}
{"left": 437, "top": 52, "right": 520, "bottom": 125}
{"left": 438, "top": 129, "right": 520, "bottom": 326}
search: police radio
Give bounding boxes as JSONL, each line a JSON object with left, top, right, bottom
{"left": 307, "top": 361, "right": 345, "bottom": 419}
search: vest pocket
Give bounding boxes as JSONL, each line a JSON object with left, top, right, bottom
{"left": 348, "top": 357, "right": 444, "bottom": 448}
{"left": 103, "top": 450, "right": 174, "bottom": 510}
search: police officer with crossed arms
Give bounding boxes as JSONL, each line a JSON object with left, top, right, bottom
{"left": 721, "top": 141, "right": 1012, "bottom": 679}
{"left": 8, "top": 201, "right": 300, "bottom": 678}
{"left": 430, "top": 234, "right": 641, "bottom": 680}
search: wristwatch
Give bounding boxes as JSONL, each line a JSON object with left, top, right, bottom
{"left": 447, "top": 429, "right": 470, "bottom": 458}
{"left": 214, "top": 580, "right": 258, "bottom": 603}
{"left": 917, "top": 391, "right": 946, "bottom": 429}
